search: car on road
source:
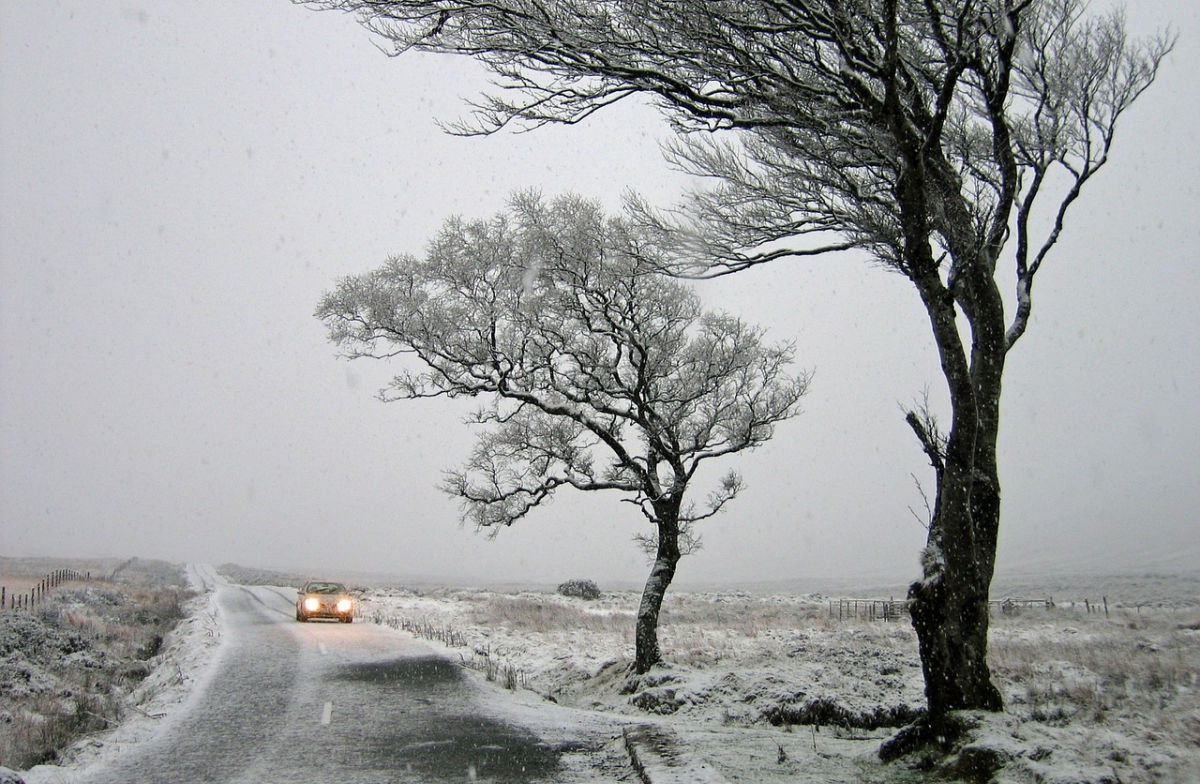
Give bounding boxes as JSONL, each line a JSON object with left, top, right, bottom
{"left": 295, "top": 581, "right": 354, "bottom": 623}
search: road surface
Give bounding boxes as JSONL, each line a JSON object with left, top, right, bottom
{"left": 78, "top": 569, "right": 626, "bottom": 784}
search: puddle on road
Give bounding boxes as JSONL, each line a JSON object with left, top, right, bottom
{"left": 361, "top": 713, "right": 560, "bottom": 783}
{"left": 333, "top": 655, "right": 463, "bottom": 688}
{"left": 332, "top": 656, "right": 561, "bottom": 781}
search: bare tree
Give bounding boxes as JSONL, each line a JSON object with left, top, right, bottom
{"left": 316, "top": 193, "right": 808, "bottom": 674}
{"left": 300, "top": 0, "right": 1171, "bottom": 743}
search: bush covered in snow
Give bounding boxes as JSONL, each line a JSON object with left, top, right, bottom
{"left": 556, "top": 579, "right": 602, "bottom": 600}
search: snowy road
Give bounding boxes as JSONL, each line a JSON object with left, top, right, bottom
{"left": 74, "top": 572, "right": 621, "bottom": 784}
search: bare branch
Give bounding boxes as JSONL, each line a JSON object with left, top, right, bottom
{"left": 904, "top": 394, "right": 946, "bottom": 475}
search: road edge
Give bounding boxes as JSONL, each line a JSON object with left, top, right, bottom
{"left": 623, "top": 723, "right": 731, "bottom": 784}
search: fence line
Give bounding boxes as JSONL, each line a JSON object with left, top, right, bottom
{"left": 1, "top": 568, "right": 91, "bottom": 611}
{"left": 828, "top": 595, "right": 1115, "bottom": 622}
{"left": 365, "top": 608, "right": 531, "bottom": 690}
{"left": 829, "top": 598, "right": 909, "bottom": 621}
{"left": 1056, "top": 596, "right": 1111, "bottom": 618}
{"left": 990, "top": 597, "right": 1047, "bottom": 613}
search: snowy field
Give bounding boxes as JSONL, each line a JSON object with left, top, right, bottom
{"left": 5, "top": 564, "right": 1199, "bottom": 783}
{"left": 351, "top": 578, "right": 1200, "bottom": 783}
{"left": 0, "top": 559, "right": 195, "bottom": 773}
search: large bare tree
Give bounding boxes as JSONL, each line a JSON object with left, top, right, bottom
{"left": 317, "top": 193, "right": 808, "bottom": 674}
{"left": 301, "top": 0, "right": 1171, "bottom": 743}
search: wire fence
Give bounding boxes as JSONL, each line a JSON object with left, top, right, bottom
{"left": 829, "top": 598, "right": 909, "bottom": 621}
{"left": 1, "top": 568, "right": 91, "bottom": 611}
{"left": 829, "top": 595, "right": 1117, "bottom": 621}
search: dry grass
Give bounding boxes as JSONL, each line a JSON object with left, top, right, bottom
{"left": 659, "top": 593, "right": 828, "bottom": 632}
{"left": 370, "top": 588, "right": 906, "bottom": 662}
{"left": 449, "top": 590, "right": 832, "bottom": 640}
{"left": 360, "top": 585, "right": 1200, "bottom": 783}
{"left": 989, "top": 607, "right": 1200, "bottom": 731}
{"left": 0, "top": 576, "right": 45, "bottom": 593}
{"left": 1, "top": 687, "right": 124, "bottom": 769}
{"left": 464, "top": 594, "right": 633, "bottom": 634}
{"left": 0, "top": 575, "right": 87, "bottom": 612}
{"left": 363, "top": 588, "right": 921, "bottom": 705}
{"left": 368, "top": 587, "right": 1198, "bottom": 725}
{"left": 0, "top": 559, "right": 191, "bottom": 770}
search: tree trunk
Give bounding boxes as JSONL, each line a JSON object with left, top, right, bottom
{"left": 633, "top": 513, "right": 680, "bottom": 675}
{"left": 910, "top": 258, "right": 1007, "bottom": 721}
{"left": 881, "top": 440, "right": 1003, "bottom": 761}
{"left": 909, "top": 444, "right": 1002, "bottom": 708}
{"left": 883, "top": 258, "right": 1005, "bottom": 759}
{"left": 908, "top": 544, "right": 1003, "bottom": 718}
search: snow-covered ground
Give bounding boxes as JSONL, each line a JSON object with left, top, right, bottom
{"left": 16, "top": 565, "right": 224, "bottom": 784}
{"left": 353, "top": 582, "right": 1200, "bottom": 783}
{"left": 12, "top": 567, "right": 1200, "bottom": 784}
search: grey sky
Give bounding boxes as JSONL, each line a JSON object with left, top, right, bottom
{"left": 2, "top": 1, "right": 1197, "bottom": 587}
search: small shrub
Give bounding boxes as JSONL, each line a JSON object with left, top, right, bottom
{"left": 135, "top": 634, "right": 164, "bottom": 661}
{"left": 557, "top": 579, "right": 601, "bottom": 600}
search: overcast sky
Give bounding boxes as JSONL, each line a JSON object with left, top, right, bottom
{"left": 2, "top": 1, "right": 1197, "bottom": 589}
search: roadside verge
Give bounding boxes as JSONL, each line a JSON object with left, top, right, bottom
{"left": 622, "top": 723, "right": 731, "bottom": 784}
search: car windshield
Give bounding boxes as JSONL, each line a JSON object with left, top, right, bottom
{"left": 305, "top": 582, "right": 346, "bottom": 594}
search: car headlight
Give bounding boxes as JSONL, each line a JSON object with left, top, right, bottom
{"left": 304, "top": 597, "right": 321, "bottom": 612}
{"left": 335, "top": 598, "right": 353, "bottom": 613}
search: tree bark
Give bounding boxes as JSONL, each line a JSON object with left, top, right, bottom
{"left": 908, "top": 543, "right": 1003, "bottom": 717}
{"left": 888, "top": 250, "right": 1005, "bottom": 755}
{"left": 882, "top": 431, "right": 1003, "bottom": 761}
{"left": 907, "top": 447, "right": 1002, "bottom": 709}
{"left": 633, "top": 510, "right": 681, "bottom": 675}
